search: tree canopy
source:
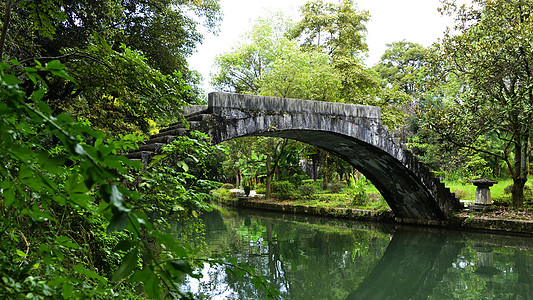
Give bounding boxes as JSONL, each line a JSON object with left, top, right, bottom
{"left": 211, "top": 14, "right": 341, "bottom": 101}
{"left": 1, "top": 0, "right": 222, "bottom": 135}
{"left": 374, "top": 40, "right": 428, "bottom": 96}
{"left": 422, "top": 0, "right": 533, "bottom": 207}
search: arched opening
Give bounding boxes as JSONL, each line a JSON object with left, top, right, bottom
{"left": 215, "top": 129, "right": 444, "bottom": 220}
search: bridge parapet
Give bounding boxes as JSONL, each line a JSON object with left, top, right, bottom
{"left": 208, "top": 92, "right": 381, "bottom": 122}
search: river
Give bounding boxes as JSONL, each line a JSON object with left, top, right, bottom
{"left": 177, "top": 206, "right": 532, "bottom": 299}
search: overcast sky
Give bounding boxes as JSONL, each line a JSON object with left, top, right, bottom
{"left": 188, "top": 0, "right": 459, "bottom": 92}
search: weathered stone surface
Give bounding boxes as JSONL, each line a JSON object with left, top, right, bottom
{"left": 135, "top": 92, "right": 459, "bottom": 221}
{"left": 202, "top": 92, "right": 459, "bottom": 221}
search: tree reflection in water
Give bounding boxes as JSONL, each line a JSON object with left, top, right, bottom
{"left": 178, "top": 207, "right": 532, "bottom": 299}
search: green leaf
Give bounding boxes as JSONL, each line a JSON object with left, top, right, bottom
{"left": 16, "top": 249, "right": 27, "bottom": 257}
{"left": 2, "top": 74, "right": 19, "bottom": 85}
{"left": 33, "top": 90, "right": 47, "bottom": 103}
{"left": 74, "top": 264, "right": 107, "bottom": 284}
{"left": 65, "top": 173, "right": 88, "bottom": 194}
{"left": 112, "top": 249, "right": 138, "bottom": 282}
{"left": 176, "top": 161, "right": 189, "bottom": 172}
{"left": 107, "top": 211, "right": 129, "bottom": 233}
{"left": 170, "top": 260, "right": 193, "bottom": 274}
{"left": 145, "top": 274, "right": 161, "bottom": 299}
{"left": 48, "top": 276, "right": 66, "bottom": 287}
{"left": 144, "top": 274, "right": 161, "bottom": 299}
{"left": 45, "top": 60, "right": 65, "bottom": 71}
{"left": 113, "top": 239, "right": 137, "bottom": 252}
{"left": 19, "top": 164, "right": 33, "bottom": 180}
{"left": 56, "top": 236, "right": 79, "bottom": 249}
{"left": 62, "top": 282, "right": 73, "bottom": 298}
{"left": 3, "top": 188, "right": 15, "bottom": 206}
{"left": 129, "top": 268, "right": 151, "bottom": 284}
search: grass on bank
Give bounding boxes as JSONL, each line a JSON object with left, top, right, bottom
{"left": 212, "top": 175, "right": 533, "bottom": 213}
{"left": 444, "top": 175, "right": 533, "bottom": 205}
{"left": 212, "top": 179, "right": 391, "bottom": 212}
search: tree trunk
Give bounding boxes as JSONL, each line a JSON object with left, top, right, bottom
{"left": 0, "top": 0, "right": 13, "bottom": 60}
{"left": 234, "top": 167, "right": 240, "bottom": 188}
{"left": 312, "top": 154, "right": 318, "bottom": 184}
{"left": 321, "top": 151, "right": 329, "bottom": 189}
{"left": 266, "top": 154, "right": 272, "bottom": 199}
{"left": 511, "top": 134, "right": 528, "bottom": 208}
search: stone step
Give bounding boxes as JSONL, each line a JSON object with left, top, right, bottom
{"left": 138, "top": 143, "right": 166, "bottom": 152}
{"left": 142, "top": 135, "right": 176, "bottom": 145}
{"left": 188, "top": 121, "right": 202, "bottom": 131}
{"left": 186, "top": 113, "right": 210, "bottom": 122}
{"left": 150, "top": 128, "right": 187, "bottom": 139}
{"left": 126, "top": 151, "right": 154, "bottom": 160}
{"left": 159, "top": 124, "right": 186, "bottom": 133}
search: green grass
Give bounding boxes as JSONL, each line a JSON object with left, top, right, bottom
{"left": 443, "top": 175, "right": 533, "bottom": 201}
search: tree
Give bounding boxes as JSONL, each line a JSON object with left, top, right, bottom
{"left": 1, "top": 0, "right": 222, "bottom": 135}
{"left": 211, "top": 13, "right": 340, "bottom": 100}
{"left": 423, "top": 0, "right": 533, "bottom": 208}
{"left": 374, "top": 40, "right": 428, "bottom": 96}
{"left": 289, "top": 0, "right": 369, "bottom": 58}
{"left": 290, "top": 0, "right": 409, "bottom": 130}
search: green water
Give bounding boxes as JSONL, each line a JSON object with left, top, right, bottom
{"left": 180, "top": 207, "right": 532, "bottom": 299}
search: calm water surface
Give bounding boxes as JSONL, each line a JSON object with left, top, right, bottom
{"left": 178, "top": 206, "right": 532, "bottom": 299}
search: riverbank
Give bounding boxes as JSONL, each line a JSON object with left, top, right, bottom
{"left": 216, "top": 197, "right": 533, "bottom": 236}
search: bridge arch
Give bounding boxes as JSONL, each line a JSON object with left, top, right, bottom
{"left": 131, "top": 92, "right": 459, "bottom": 221}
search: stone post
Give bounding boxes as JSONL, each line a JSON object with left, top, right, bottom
{"left": 470, "top": 177, "right": 498, "bottom": 205}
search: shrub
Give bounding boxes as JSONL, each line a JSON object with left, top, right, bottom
{"left": 272, "top": 180, "right": 296, "bottom": 200}
{"left": 493, "top": 197, "right": 511, "bottom": 207}
{"left": 286, "top": 174, "right": 307, "bottom": 187}
{"left": 255, "top": 188, "right": 266, "bottom": 195}
{"left": 351, "top": 176, "right": 370, "bottom": 206}
{"left": 298, "top": 185, "right": 316, "bottom": 197}
{"left": 328, "top": 182, "right": 345, "bottom": 193}
{"left": 504, "top": 184, "right": 532, "bottom": 196}
{"left": 220, "top": 183, "right": 234, "bottom": 190}
{"left": 211, "top": 188, "right": 237, "bottom": 201}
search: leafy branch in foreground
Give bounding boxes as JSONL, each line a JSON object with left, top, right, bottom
{"left": 0, "top": 59, "right": 279, "bottom": 299}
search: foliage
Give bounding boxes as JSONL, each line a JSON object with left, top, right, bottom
{"left": 503, "top": 185, "right": 532, "bottom": 197}
{"left": 291, "top": 0, "right": 409, "bottom": 129}
{"left": 328, "top": 182, "right": 345, "bottom": 193}
{"left": 220, "top": 183, "right": 235, "bottom": 190}
{"left": 423, "top": 0, "right": 533, "bottom": 207}
{"left": 298, "top": 184, "right": 316, "bottom": 198}
{"left": 243, "top": 185, "right": 251, "bottom": 197}
{"left": 211, "top": 13, "right": 341, "bottom": 101}
{"left": 3, "top": 0, "right": 221, "bottom": 77}
{"left": 271, "top": 181, "right": 297, "bottom": 200}
{"left": 0, "top": 60, "right": 147, "bottom": 298}
{"left": 289, "top": 0, "right": 369, "bottom": 57}
{"left": 211, "top": 188, "right": 239, "bottom": 202}
{"left": 2, "top": 0, "right": 222, "bottom": 135}
{"left": 351, "top": 176, "right": 370, "bottom": 206}
{"left": 59, "top": 37, "right": 193, "bottom": 135}
{"left": 374, "top": 40, "right": 428, "bottom": 96}
{"left": 0, "top": 58, "right": 279, "bottom": 299}
{"left": 135, "top": 132, "right": 222, "bottom": 215}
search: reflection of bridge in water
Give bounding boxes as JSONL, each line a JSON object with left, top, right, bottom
{"left": 194, "top": 208, "right": 533, "bottom": 299}
{"left": 347, "top": 229, "right": 464, "bottom": 300}
{"left": 129, "top": 92, "right": 461, "bottom": 221}
{"left": 347, "top": 228, "right": 532, "bottom": 300}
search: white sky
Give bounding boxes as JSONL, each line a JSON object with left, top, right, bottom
{"left": 188, "top": 0, "right": 459, "bottom": 92}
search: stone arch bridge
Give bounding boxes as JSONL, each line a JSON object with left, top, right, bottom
{"left": 128, "top": 92, "right": 460, "bottom": 222}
